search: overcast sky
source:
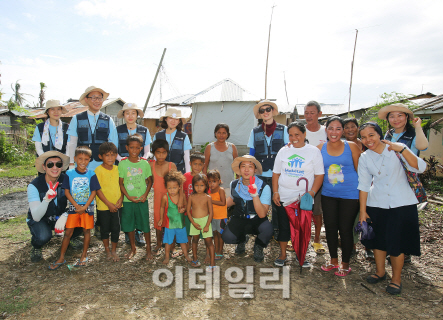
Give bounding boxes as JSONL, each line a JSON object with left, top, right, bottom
{"left": 1, "top": 0, "right": 443, "bottom": 111}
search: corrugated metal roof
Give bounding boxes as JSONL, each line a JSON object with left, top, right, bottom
{"left": 164, "top": 79, "right": 260, "bottom": 105}
{"left": 161, "top": 94, "right": 195, "bottom": 106}
{"left": 278, "top": 103, "right": 347, "bottom": 116}
{"left": 414, "top": 94, "right": 443, "bottom": 112}
{"left": 143, "top": 105, "right": 192, "bottom": 120}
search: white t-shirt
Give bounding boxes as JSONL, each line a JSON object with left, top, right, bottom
{"left": 305, "top": 125, "right": 327, "bottom": 147}
{"left": 273, "top": 144, "right": 324, "bottom": 206}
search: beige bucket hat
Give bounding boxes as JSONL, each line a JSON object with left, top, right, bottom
{"left": 44, "top": 99, "right": 68, "bottom": 114}
{"left": 79, "top": 86, "right": 110, "bottom": 106}
{"left": 231, "top": 155, "right": 263, "bottom": 176}
{"left": 159, "top": 107, "right": 187, "bottom": 124}
{"left": 253, "top": 100, "right": 279, "bottom": 119}
{"left": 117, "top": 102, "right": 144, "bottom": 119}
{"left": 378, "top": 103, "right": 414, "bottom": 120}
{"left": 35, "top": 151, "right": 70, "bottom": 173}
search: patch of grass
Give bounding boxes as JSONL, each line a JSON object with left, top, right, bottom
{"left": 0, "top": 215, "right": 30, "bottom": 242}
{"left": 0, "top": 287, "right": 33, "bottom": 315}
{"left": 424, "top": 177, "right": 443, "bottom": 194}
{"left": 0, "top": 186, "right": 28, "bottom": 196}
{"left": 0, "top": 163, "right": 37, "bottom": 178}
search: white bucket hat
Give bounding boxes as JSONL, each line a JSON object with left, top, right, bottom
{"left": 35, "top": 151, "right": 70, "bottom": 173}
{"left": 253, "top": 100, "right": 279, "bottom": 119}
{"left": 117, "top": 102, "right": 144, "bottom": 119}
{"left": 79, "top": 86, "right": 110, "bottom": 106}
{"left": 44, "top": 99, "right": 68, "bottom": 114}
{"left": 159, "top": 107, "right": 187, "bottom": 124}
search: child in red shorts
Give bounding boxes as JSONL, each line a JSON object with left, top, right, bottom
{"left": 49, "top": 146, "right": 100, "bottom": 269}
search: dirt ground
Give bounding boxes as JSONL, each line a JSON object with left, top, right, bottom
{"left": 0, "top": 186, "right": 442, "bottom": 319}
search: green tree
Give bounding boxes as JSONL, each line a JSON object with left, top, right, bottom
{"left": 10, "top": 80, "right": 32, "bottom": 107}
{"left": 38, "top": 82, "right": 47, "bottom": 108}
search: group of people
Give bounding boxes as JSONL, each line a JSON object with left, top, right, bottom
{"left": 27, "top": 85, "right": 428, "bottom": 295}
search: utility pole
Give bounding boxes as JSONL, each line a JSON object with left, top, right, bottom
{"left": 143, "top": 48, "right": 167, "bottom": 113}
{"left": 264, "top": 5, "right": 276, "bottom": 99}
{"left": 348, "top": 29, "right": 358, "bottom": 114}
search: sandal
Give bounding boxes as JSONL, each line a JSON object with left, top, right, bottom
{"left": 321, "top": 263, "right": 339, "bottom": 272}
{"left": 74, "top": 257, "right": 89, "bottom": 267}
{"left": 215, "top": 254, "right": 224, "bottom": 260}
{"left": 366, "top": 273, "right": 387, "bottom": 284}
{"left": 286, "top": 241, "right": 294, "bottom": 252}
{"left": 386, "top": 282, "right": 402, "bottom": 295}
{"left": 171, "top": 250, "right": 183, "bottom": 258}
{"left": 334, "top": 267, "right": 351, "bottom": 277}
{"left": 48, "top": 259, "right": 66, "bottom": 270}
{"left": 312, "top": 242, "right": 326, "bottom": 254}
{"left": 191, "top": 260, "right": 201, "bottom": 267}
{"left": 153, "top": 248, "right": 164, "bottom": 256}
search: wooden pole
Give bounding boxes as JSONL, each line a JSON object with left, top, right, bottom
{"left": 265, "top": 5, "right": 276, "bottom": 99}
{"left": 143, "top": 48, "right": 167, "bottom": 113}
{"left": 348, "top": 29, "right": 358, "bottom": 114}
{"left": 284, "top": 71, "right": 298, "bottom": 119}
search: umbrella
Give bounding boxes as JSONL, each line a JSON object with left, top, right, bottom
{"left": 284, "top": 177, "right": 313, "bottom": 273}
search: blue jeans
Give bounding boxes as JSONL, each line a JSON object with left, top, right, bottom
{"left": 27, "top": 217, "right": 82, "bottom": 249}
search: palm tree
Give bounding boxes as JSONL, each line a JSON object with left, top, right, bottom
{"left": 10, "top": 80, "right": 32, "bottom": 107}
{"left": 38, "top": 82, "right": 47, "bottom": 108}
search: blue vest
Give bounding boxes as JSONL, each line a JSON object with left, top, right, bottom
{"left": 230, "top": 179, "right": 265, "bottom": 219}
{"left": 384, "top": 127, "right": 418, "bottom": 156}
{"left": 37, "top": 121, "right": 69, "bottom": 154}
{"left": 253, "top": 124, "right": 285, "bottom": 172}
{"left": 155, "top": 130, "right": 186, "bottom": 173}
{"left": 27, "top": 173, "right": 68, "bottom": 222}
{"left": 76, "top": 111, "right": 110, "bottom": 161}
{"left": 117, "top": 124, "right": 147, "bottom": 157}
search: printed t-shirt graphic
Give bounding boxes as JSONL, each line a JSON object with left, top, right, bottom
{"left": 327, "top": 164, "right": 344, "bottom": 186}
{"left": 118, "top": 159, "right": 152, "bottom": 202}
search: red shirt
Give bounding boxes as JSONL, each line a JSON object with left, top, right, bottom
{"left": 183, "top": 172, "right": 194, "bottom": 200}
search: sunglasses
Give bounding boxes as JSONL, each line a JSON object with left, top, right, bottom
{"left": 259, "top": 106, "right": 273, "bottom": 114}
{"left": 46, "top": 162, "right": 63, "bottom": 169}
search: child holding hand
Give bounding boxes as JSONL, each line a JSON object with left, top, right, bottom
{"left": 158, "top": 171, "right": 192, "bottom": 265}
{"left": 95, "top": 142, "right": 123, "bottom": 262}
{"left": 187, "top": 174, "right": 215, "bottom": 271}
{"left": 207, "top": 169, "right": 227, "bottom": 260}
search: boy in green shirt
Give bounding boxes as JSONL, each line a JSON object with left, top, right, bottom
{"left": 119, "top": 134, "right": 153, "bottom": 260}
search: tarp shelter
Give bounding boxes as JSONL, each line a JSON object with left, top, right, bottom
{"left": 166, "top": 79, "right": 260, "bottom": 149}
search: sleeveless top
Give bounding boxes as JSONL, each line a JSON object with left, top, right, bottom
{"left": 208, "top": 142, "right": 234, "bottom": 189}
{"left": 165, "top": 193, "right": 184, "bottom": 229}
{"left": 321, "top": 141, "right": 359, "bottom": 199}
{"left": 210, "top": 190, "right": 227, "bottom": 220}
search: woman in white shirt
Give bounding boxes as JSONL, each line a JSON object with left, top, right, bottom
{"left": 272, "top": 121, "right": 324, "bottom": 267}
{"left": 358, "top": 122, "right": 426, "bottom": 295}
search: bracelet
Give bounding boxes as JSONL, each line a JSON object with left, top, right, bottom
{"left": 399, "top": 146, "right": 407, "bottom": 154}
{"left": 273, "top": 192, "right": 279, "bottom": 195}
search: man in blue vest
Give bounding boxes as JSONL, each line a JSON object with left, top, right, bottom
{"left": 27, "top": 151, "right": 83, "bottom": 262}
{"left": 67, "top": 86, "right": 118, "bottom": 172}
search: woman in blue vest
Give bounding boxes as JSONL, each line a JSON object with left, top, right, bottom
{"left": 33, "top": 100, "right": 69, "bottom": 156}
{"left": 247, "top": 100, "right": 289, "bottom": 240}
{"left": 153, "top": 107, "right": 191, "bottom": 174}
{"left": 116, "top": 102, "right": 151, "bottom": 161}
{"left": 222, "top": 155, "right": 273, "bottom": 262}
{"left": 27, "top": 151, "right": 82, "bottom": 263}
{"left": 378, "top": 103, "right": 428, "bottom": 156}
{"left": 317, "top": 116, "right": 362, "bottom": 277}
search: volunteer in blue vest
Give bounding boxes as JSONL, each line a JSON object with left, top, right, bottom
{"left": 67, "top": 86, "right": 118, "bottom": 239}
{"left": 116, "top": 102, "right": 151, "bottom": 246}
{"left": 304, "top": 100, "right": 327, "bottom": 254}
{"left": 27, "top": 151, "right": 83, "bottom": 262}
{"left": 153, "top": 107, "right": 191, "bottom": 174}
{"left": 222, "top": 155, "right": 273, "bottom": 262}
{"left": 116, "top": 102, "right": 151, "bottom": 161}
{"left": 66, "top": 86, "right": 118, "bottom": 171}
{"left": 32, "top": 100, "right": 69, "bottom": 157}
{"left": 378, "top": 102, "right": 428, "bottom": 264}
{"left": 247, "top": 100, "right": 289, "bottom": 240}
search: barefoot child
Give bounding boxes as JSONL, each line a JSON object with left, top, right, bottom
{"left": 49, "top": 146, "right": 100, "bottom": 269}
{"left": 158, "top": 171, "right": 192, "bottom": 264}
{"left": 207, "top": 169, "right": 227, "bottom": 260}
{"left": 186, "top": 174, "right": 215, "bottom": 270}
{"left": 183, "top": 153, "right": 205, "bottom": 252}
{"left": 150, "top": 139, "right": 178, "bottom": 255}
{"left": 119, "top": 134, "right": 153, "bottom": 260}
{"left": 95, "top": 142, "right": 123, "bottom": 262}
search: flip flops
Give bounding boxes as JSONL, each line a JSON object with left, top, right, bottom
{"left": 48, "top": 260, "right": 66, "bottom": 270}
{"left": 191, "top": 260, "right": 201, "bottom": 267}
{"left": 74, "top": 257, "right": 89, "bottom": 267}
{"left": 206, "top": 266, "right": 218, "bottom": 273}
{"left": 312, "top": 242, "right": 326, "bottom": 254}
{"left": 321, "top": 263, "right": 339, "bottom": 272}
{"left": 171, "top": 250, "right": 183, "bottom": 258}
{"left": 215, "top": 254, "right": 224, "bottom": 260}
{"left": 335, "top": 267, "right": 351, "bottom": 277}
